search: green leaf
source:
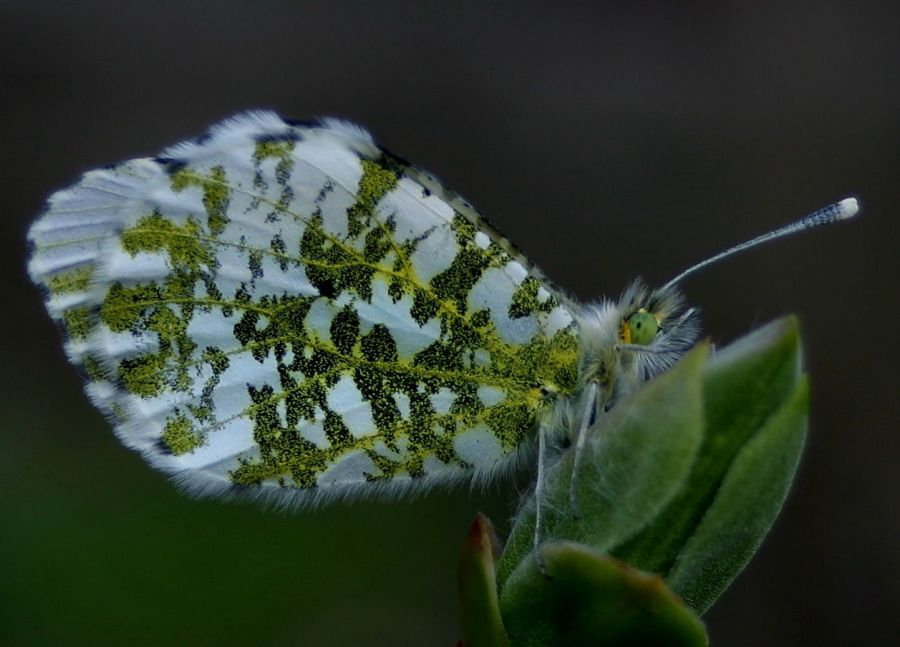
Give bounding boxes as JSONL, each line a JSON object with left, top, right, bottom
{"left": 499, "top": 542, "right": 708, "bottom": 647}
{"left": 613, "top": 317, "right": 804, "bottom": 585}
{"left": 497, "top": 343, "right": 708, "bottom": 589}
{"left": 457, "top": 513, "right": 510, "bottom": 647}
{"left": 666, "top": 374, "right": 808, "bottom": 613}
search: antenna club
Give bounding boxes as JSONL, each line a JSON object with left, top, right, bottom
{"left": 837, "top": 197, "right": 860, "bottom": 220}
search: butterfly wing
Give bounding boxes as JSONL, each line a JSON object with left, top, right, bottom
{"left": 28, "top": 111, "right": 579, "bottom": 504}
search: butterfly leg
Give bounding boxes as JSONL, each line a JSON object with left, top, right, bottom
{"left": 568, "top": 381, "right": 599, "bottom": 516}
{"left": 614, "top": 342, "right": 662, "bottom": 353}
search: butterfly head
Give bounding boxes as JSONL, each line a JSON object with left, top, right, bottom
{"left": 574, "top": 279, "right": 701, "bottom": 409}
{"left": 615, "top": 280, "right": 702, "bottom": 379}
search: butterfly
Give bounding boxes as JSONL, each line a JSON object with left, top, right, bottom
{"left": 27, "top": 111, "right": 857, "bottom": 511}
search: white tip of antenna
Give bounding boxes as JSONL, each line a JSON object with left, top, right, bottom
{"left": 837, "top": 197, "right": 860, "bottom": 220}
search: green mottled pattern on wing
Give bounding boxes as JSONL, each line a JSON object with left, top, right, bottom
{"left": 27, "top": 112, "right": 578, "bottom": 501}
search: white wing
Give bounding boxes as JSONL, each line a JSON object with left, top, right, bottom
{"left": 28, "top": 111, "right": 579, "bottom": 505}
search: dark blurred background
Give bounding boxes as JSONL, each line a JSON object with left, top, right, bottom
{"left": 2, "top": 2, "right": 897, "bottom": 645}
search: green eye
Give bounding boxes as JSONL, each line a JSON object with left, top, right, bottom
{"left": 626, "top": 310, "right": 659, "bottom": 345}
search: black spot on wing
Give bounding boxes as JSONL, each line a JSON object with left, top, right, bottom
{"left": 330, "top": 307, "right": 361, "bottom": 356}
{"left": 374, "top": 146, "right": 410, "bottom": 177}
{"left": 255, "top": 131, "right": 302, "bottom": 145}
{"left": 155, "top": 157, "right": 188, "bottom": 175}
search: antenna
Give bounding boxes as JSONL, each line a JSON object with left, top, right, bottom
{"left": 661, "top": 197, "right": 860, "bottom": 291}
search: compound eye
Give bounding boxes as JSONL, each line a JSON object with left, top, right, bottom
{"left": 625, "top": 309, "right": 659, "bottom": 345}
